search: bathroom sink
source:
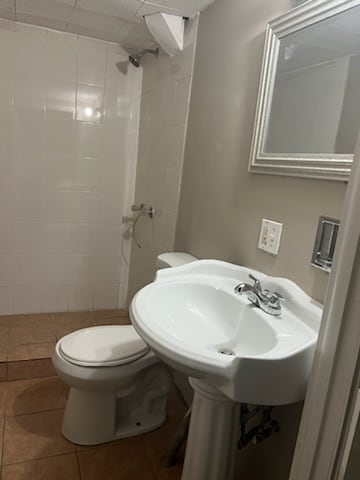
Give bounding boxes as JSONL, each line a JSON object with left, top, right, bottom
{"left": 130, "top": 260, "right": 322, "bottom": 405}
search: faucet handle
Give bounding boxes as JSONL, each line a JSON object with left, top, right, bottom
{"left": 249, "top": 274, "right": 261, "bottom": 292}
{"left": 269, "top": 291, "right": 284, "bottom": 308}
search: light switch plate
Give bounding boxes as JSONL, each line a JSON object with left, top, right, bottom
{"left": 258, "top": 218, "right": 283, "bottom": 255}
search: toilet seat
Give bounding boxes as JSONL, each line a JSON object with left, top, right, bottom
{"left": 59, "top": 325, "right": 149, "bottom": 367}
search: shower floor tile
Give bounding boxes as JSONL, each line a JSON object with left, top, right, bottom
{"left": 0, "top": 376, "right": 186, "bottom": 480}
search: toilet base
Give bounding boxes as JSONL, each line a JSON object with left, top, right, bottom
{"left": 61, "top": 364, "right": 173, "bottom": 445}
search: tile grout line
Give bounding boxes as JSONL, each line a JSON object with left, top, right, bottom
{"left": 141, "top": 436, "right": 163, "bottom": 480}
{"left": 0, "top": 393, "right": 5, "bottom": 475}
{"left": 4, "top": 406, "right": 65, "bottom": 421}
{"left": 75, "top": 450, "right": 83, "bottom": 480}
{"left": 2, "top": 451, "right": 78, "bottom": 469}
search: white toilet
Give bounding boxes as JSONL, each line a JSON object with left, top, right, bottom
{"left": 52, "top": 252, "right": 197, "bottom": 445}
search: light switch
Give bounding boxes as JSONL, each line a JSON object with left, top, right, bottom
{"left": 258, "top": 218, "right": 283, "bottom": 255}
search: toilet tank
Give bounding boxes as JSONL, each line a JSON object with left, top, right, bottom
{"left": 156, "top": 252, "right": 197, "bottom": 269}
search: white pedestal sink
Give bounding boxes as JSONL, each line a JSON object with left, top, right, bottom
{"left": 130, "top": 260, "right": 322, "bottom": 480}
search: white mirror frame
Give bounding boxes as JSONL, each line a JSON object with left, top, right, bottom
{"left": 249, "top": 0, "right": 360, "bottom": 181}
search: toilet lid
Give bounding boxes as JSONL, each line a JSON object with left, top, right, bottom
{"left": 59, "top": 325, "right": 150, "bottom": 367}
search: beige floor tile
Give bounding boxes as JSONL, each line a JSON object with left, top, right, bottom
{"left": 29, "top": 359, "right": 57, "bottom": 379}
{"left": 0, "top": 382, "right": 7, "bottom": 417}
{"left": 10, "top": 315, "right": 53, "bottom": 328}
{"left": 5, "top": 377, "right": 67, "bottom": 417}
{"left": 2, "top": 453, "right": 80, "bottom": 480}
{"left": 0, "top": 417, "right": 4, "bottom": 466}
{"left": 0, "top": 363, "right": 7, "bottom": 382}
{"left": 94, "top": 316, "right": 131, "bottom": 326}
{"left": 7, "top": 359, "right": 56, "bottom": 382}
{"left": 7, "top": 343, "right": 56, "bottom": 362}
{"left": 10, "top": 317, "right": 55, "bottom": 347}
{"left": 6, "top": 362, "right": 32, "bottom": 382}
{"left": 142, "top": 389, "right": 187, "bottom": 480}
{"left": 54, "top": 313, "right": 95, "bottom": 340}
{"left": 0, "top": 316, "right": 11, "bottom": 327}
{"left": 3, "top": 409, "right": 75, "bottom": 465}
{"left": 77, "top": 440, "right": 157, "bottom": 480}
{"left": 0, "top": 326, "right": 10, "bottom": 362}
{"left": 143, "top": 427, "right": 184, "bottom": 480}
{"left": 92, "top": 309, "right": 129, "bottom": 320}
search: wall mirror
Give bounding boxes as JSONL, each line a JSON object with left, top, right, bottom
{"left": 249, "top": 0, "right": 360, "bottom": 181}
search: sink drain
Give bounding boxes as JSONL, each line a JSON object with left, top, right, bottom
{"left": 218, "top": 348, "right": 235, "bottom": 356}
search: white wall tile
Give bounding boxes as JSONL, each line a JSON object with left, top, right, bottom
{"left": 13, "top": 150, "right": 44, "bottom": 189}
{"left": 0, "top": 286, "right": 14, "bottom": 315}
{"left": 13, "top": 222, "right": 43, "bottom": 254}
{"left": 73, "top": 157, "right": 102, "bottom": 192}
{"left": 0, "top": 222, "right": 13, "bottom": 254}
{"left": 41, "top": 284, "right": 68, "bottom": 312}
{"left": 93, "top": 255, "right": 121, "bottom": 284}
{"left": 46, "top": 30, "right": 77, "bottom": 83}
{"left": 42, "top": 255, "right": 73, "bottom": 284}
{"left": 69, "top": 283, "right": 94, "bottom": 311}
{"left": 13, "top": 77, "right": 45, "bottom": 113}
{"left": 0, "top": 148, "right": 13, "bottom": 188}
{"left": 76, "top": 122, "right": 103, "bottom": 157}
{"left": 94, "top": 283, "right": 119, "bottom": 309}
{"left": 0, "top": 189, "right": 13, "bottom": 220}
{"left": 70, "top": 223, "right": 98, "bottom": 253}
{"left": 14, "top": 255, "right": 44, "bottom": 285}
{"left": 99, "top": 195, "right": 124, "bottom": 225}
{"left": 45, "top": 154, "right": 73, "bottom": 190}
{"left": 97, "top": 225, "right": 122, "bottom": 255}
{"left": 0, "top": 21, "right": 142, "bottom": 313}
{"left": 70, "top": 192, "right": 99, "bottom": 223}
{"left": 43, "top": 222, "right": 71, "bottom": 254}
{"left": 13, "top": 189, "right": 43, "bottom": 221}
{"left": 46, "top": 118, "right": 76, "bottom": 155}
{"left": 0, "top": 112, "right": 12, "bottom": 149}
{"left": 77, "top": 39, "right": 107, "bottom": 87}
{"left": 76, "top": 84, "right": 104, "bottom": 123}
{"left": 12, "top": 112, "right": 45, "bottom": 152}
{"left": 46, "top": 80, "right": 76, "bottom": 121}
{"left": 101, "top": 159, "right": 127, "bottom": 195}
{"left": 14, "top": 286, "right": 42, "bottom": 314}
{"left": 43, "top": 190, "right": 73, "bottom": 222}
{"left": 0, "top": 255, "right": 15, "bottom": 285}
{"left": 102, "top": 124, "right": 128, "bottom": 159}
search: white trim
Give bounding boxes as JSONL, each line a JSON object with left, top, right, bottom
{"left": 249, "top": 0, "right": 360, "bottom": 181}
{"left": 289, "top": 131, "right": 360, "bottom": 479}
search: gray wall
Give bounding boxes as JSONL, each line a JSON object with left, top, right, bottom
{"left": 174, "top": 0, "right": 347, "bottom": 478}
{"left": 175, "top": 0, "right": 347, "bottom": 305}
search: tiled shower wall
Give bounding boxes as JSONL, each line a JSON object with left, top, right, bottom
{"left": 128, "top": 17, "right": 198, "bottom": 298}
{"left": 0, "top": 20, "right": 142, "bottom": 315}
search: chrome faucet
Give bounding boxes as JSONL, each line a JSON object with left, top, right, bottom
{"left": 235, "top": 274, "right": 284, "bottom": 316}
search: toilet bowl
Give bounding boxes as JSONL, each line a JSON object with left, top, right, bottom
{"left": 52, "top": 252, "right": 197, "bottom": 445}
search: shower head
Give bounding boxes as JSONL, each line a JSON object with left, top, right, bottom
{"left": 129, "top": 48, "right": 159, "bottom": 67}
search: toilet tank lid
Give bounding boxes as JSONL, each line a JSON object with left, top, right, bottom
{"left": 156, "top": 252, "right": 198, "bottom": 268}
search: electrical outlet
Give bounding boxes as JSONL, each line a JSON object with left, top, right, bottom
{"left": 258, "top": 219, "right": 283, "bottom": 255}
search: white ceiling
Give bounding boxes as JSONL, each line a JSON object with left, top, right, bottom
{"left": 0, "top": 0, "right": 214, "bottom": 47}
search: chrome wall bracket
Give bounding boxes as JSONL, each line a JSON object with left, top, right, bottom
{"left": 311, "top": 216, "right": 340, "bottom": 272}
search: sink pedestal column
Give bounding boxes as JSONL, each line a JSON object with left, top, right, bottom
{"left": 181, "top": 378, "right": 240, "bottom": 480}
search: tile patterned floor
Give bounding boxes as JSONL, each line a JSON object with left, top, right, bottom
{"left": 0, "top": 378, "right": 186, "bottom": 479}
{"left": 0, "top": 311, "right": 187, "bottom": 479}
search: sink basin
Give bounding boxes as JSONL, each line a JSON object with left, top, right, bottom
{"left": 130, "top": 259, "right": 322, "bottom": 480}
{"left": 130, "top": 259, "right": 322, "bottom": 405}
